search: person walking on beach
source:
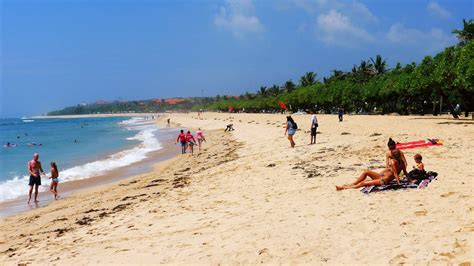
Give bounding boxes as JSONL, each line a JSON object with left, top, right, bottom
{"left": 176, "top": 130, "right": 187, "bottom": 154}
{"left": 185, "top": 131, "right": 196, "bottom": 156}
{"left": 309, "top": 111, "right": 318, "bottom": 145}
{"left": 195, "top": 128, "right": 206, "bottom": 151}
{"left": 49, "top": 162, "right": 60, "bottom": 200}
{"left": 167, "top": 118, "right": 170, "bottom": 127}
{"left": 284, "top": 116, "right": 297, "bottom": 148}
{"left": 338, "top": 107, "right": 344, "bottom": 122}
{"left": 27, "top": 153, "right": 45, "bottom": 203}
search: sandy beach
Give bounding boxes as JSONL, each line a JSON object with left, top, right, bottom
{"left": 1, "top": 113, "right": 473, "bottom": 264}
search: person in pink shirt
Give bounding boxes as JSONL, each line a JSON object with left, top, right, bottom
{"left": 175, "top": 130, "right": 187, "bottom": 154}
{"left": 195, "top": 128, "right": 206, "bottom": 151}
{"left": 185, "top": 131, "right": 196, "bottom": 156}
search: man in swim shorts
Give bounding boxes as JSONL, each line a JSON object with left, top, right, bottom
{"left": 176, "top": 130, "right": 187, "bottom": 154}
{"left": 309, "top": 110, "right": 318, "bottom": 145}
{"left": 27, "top": 153, "right": 45, "bottom": 203}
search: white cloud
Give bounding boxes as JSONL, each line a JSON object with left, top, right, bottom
{"left": 387, "top": 23, "right": 456, "bottom": 52}
{"left": 350, "top": 1, "right": 377, "bottom": 22}
{"left": 214, "top": 0, "right": 264, "bottom": 38}
{"left": 316, "top": 9, "right": 375, "bottom": 45}
{"left": 427, "top": 1, "right": 451, "bottom": 19}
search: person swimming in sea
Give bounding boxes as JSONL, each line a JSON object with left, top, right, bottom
{"left": 49, "top": 162, "right": 60, "bottom": 200}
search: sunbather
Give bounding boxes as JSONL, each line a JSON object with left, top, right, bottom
{"left": 336, "top": 168, "right": 394, "bottom": 191}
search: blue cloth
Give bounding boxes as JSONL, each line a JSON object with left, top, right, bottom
{"left": 287, "top": 121, "right": 296, "bottom": 135}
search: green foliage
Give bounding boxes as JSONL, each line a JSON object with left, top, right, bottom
{"left": 49, "top": 20, "right": 474, "bottom": 116}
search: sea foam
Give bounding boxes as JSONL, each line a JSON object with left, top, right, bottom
{"left": 0, "top": 117, "right": 162, "bottom": 202}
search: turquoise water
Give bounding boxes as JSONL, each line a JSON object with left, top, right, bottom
{"left": 0, "top": 117, "right": 163, "bottom": 201}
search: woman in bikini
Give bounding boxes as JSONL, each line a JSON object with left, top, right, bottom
{"left": 49, "top": 162, "right": 60, "bottom": 200}
{"left": 336, "top": 138, "right": 407, "bottom": 191}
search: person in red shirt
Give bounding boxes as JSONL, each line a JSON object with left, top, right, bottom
{"left": 185, "top": 131, "right": 196, "bottom": 156}
{"left": 176, "top": 130, "right": 187, "bottom": 154}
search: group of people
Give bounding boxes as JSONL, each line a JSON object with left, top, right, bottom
{"left": 27, "top": 153, "right": 60, "bottom": 203}
{"left": 176, "top": 128, "right": 206, "bottom": 155}
{"left": 336, "top": 138, "right": 425, "bottom": 191}
{"left": 284, "top": 110, "right": 319, "bottom": 148}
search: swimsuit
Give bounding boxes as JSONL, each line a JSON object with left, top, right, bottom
{"left": 52, "top": 177, "right": 59, "bottom": 183}
{"left": 29, "top": 174, "right": 41, "bottom": 186}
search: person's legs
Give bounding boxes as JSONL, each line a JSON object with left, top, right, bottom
{"left": 288, "top": 135, "right": 295, "bottom": 147}
{"left": 351, "top": 170, "right": 381, "bottom": 185}
{"left": 28, "top": 185, "right": 33, "bottom": 203}
{"left": 54, "top": 183, "right": 59, "bottom": 199}
{"left": 349, "top": 178, "right": 383, "bottom": 189}
{"left": 34, "top": 184, "right": 39, "bottom": 202}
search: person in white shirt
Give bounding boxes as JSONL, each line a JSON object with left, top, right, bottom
{"left": 310, "top": 111, "right": 318, "bottom": 145}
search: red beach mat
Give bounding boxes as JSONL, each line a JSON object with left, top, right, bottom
{"left": 396, "top": 139, "right": 443, "bottom": 150}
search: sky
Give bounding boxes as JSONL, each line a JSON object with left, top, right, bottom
{"left": 1, "top": 0, "right": 472, "bottom": 117}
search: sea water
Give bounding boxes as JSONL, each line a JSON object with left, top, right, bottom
{"left": 0, "top": 116, "right": 165, "bottom": 202}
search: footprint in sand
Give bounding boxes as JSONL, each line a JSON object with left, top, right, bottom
{"left": 415, "top": 210, "right": 428, "bottom": 216}
{"left": 441, "top": 192, "right": 455, "bottom": 197}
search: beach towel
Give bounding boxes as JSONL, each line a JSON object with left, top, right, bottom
{"left": 396, "top": 139, "right": 442, "bottom": 150}
{"left": 361, "top": 171, "right": 438, "bottom": 194}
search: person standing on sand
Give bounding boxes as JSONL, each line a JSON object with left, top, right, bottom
{"left": 185, "top": 131, "right": 196, "bottom": 156}
{"left": 309, "top": 111, "right": 318, "bottom": 145}
{"left": 27, "top": 153, "right": 45, "bottom": 203}
{"left": 284, "top": 116, "right": 296, "bottom": 148}
{"left": 49, "top": 162, "right": 60, "bottom": 200}
{"left": 195, "top": 128, "right": 206, "bottom": 151}
{"left": 176, "top": 130, "right": 187, "bottom": 154}
{"left": 338, "top": 108, "right": 344, "bottom": 122}
{"left": 167, "top": 118, "right": 170, "bottom": 127}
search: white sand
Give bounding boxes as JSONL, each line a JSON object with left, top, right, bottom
{"left": 1, "top": 113, "right": 473, "bottom": 264}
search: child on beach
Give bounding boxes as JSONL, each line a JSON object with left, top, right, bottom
{"left": 195, "top": 128, "right": 206, "bottom": 151}
{"left": 185, "top": 131, "right": 196, "bottom": 156}
{"left": 407, "top": 153, "right": 426, "bottom": 183}
{"left": 176, "top": 130, "right": 187, "bottom": 154}
{"left": 49, "top": 162, "right": 60, "bottom": 200}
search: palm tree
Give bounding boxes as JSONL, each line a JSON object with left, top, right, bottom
{"left": 258, "top": 86, "right": 268, "bottom": 97}
{"left": 300, "top": 72, "right": 317, "bottom": 86}
{"left": 370, "top": 55, "right": 387, "bottom": 75}
{"left": 268, "top": 84, "right": 280, "bottom": 96}
{"left": 283, "top": 80, "right": 295, "bottom": 93}
{"left": 452, "top": 19, "right": 474, "bottom": 45}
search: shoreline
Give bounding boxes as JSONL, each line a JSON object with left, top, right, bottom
{"left": 1, "top": 113, "right": 472, "bottom": 264}
{"left": 0, "top": 119, "right": 179, "bottom": 218}
{"left": 31, "top": 113, "right": 164, "bottom": 119}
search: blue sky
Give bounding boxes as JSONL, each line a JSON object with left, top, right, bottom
{"left": 1, "top": 0, "right": 472, "bottom": 117}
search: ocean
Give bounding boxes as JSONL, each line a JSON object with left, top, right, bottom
{"left": 0, "top": 116, "right": 168, "bottom": 202}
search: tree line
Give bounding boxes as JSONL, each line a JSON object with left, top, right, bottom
{"left": 198, "top": 19, "right": 473, "bottom": 117}
{"left": 49, "top": 19, "right": 473, "bottom": 117}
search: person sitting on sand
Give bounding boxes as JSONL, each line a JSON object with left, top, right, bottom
{"left": 407, "top": 153, "right": 426, "bottom": 183}
{"left": 195, "top": 128, "right": 206, "bottom": 151}
{"left": 284, "top": 116, "right": 296, "bottom": 148}
{"left": 336, "top": 138, "right": 408, "bottom": 191}
{"left": 386, "top": 138, "right": 408, "bottom": 182}
{"left": 49, "top": 162, "right": 60, "bottom": 200}
{"left": 176, "top": 130, "right": 187, "bottom": 154}
{"left": 185, "top": 131, "right": 196, "bottom": 156}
